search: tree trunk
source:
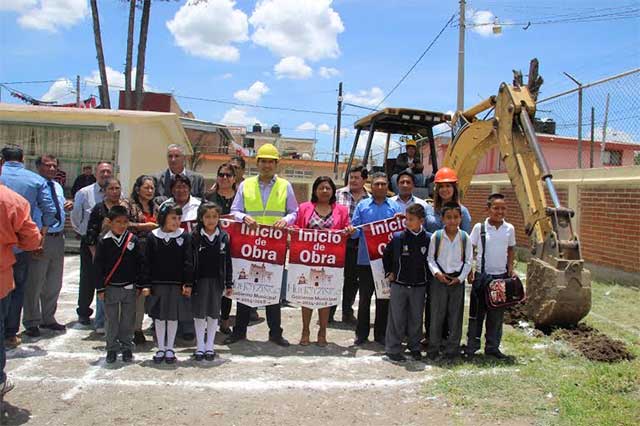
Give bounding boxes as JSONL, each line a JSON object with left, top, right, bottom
{"left": 134, "top": 0, "right": 151, "bottom": 110}
{"left": 124, "top": 0, "right": 136, "bottom": 110}
{"left": 90, "top": 0, "right": 110, "bottom": 109}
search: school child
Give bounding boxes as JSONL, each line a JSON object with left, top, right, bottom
{"left": 191, "top": 202, "right": 233, "bottom": 361}
{"left": 94, "top": 206, "right": 143, "bottom": 364}
{"left": 426, "top": 202, "right": 472, "bottom": 360}
{"left": 142, "top": 202, "right": 194, "bottom": 364}
{"left": 382, "top": 203, "right": 430, "bottom": 362}
{"left": 465, "top": 193, "right": 516, "bottom": 359}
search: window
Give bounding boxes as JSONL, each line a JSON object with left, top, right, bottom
{"left": 602, "top": 149, "right": 623, "bottom": 166}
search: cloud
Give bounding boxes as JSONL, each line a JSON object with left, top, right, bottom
{"left": 296, "top": 121, "right": 316, "bottom": 131}
{"left": 233, "top": 81, "right": 269, "bottom": 103}
{"left": 84, "top": 66, "right": 151, "bottom": 92}
{"left": 250, "top": 0, "right": 344, "bottom": 61}
{"left": 41, "top": 78, "right": 75, "bottom": 103}
{"left": 317, "top": 123, "right": 332, "bottom": 133}
{"left": 318, "top": 66, "right": 340, "bottom": 79}
{"left": 344, "top": 86, "right": 384, "bottom": 108}
{"left": 221, "top": 108, "right": 261, "bottom": 126}
{"left": 166, "top": 0, "right": 249, "bottom": 62}
{"left": 3, "top": 0, "right": 88, "bottom": 32}
{"left": 468, "top": 9, "right": 501, "bottom": 37}
{"left": 220, "top": 73, "right": 233, "bottom": 79}
{"left": 274, "top": 56, "right": 313, "bottom": 80}
{"left": 593, "top": 127, "right": 637, "bottom": 144}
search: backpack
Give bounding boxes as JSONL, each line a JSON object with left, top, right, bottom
{"left": 433, "top": 229, "right": 468, "bottom": 277}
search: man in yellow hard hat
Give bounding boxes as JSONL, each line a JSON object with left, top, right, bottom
{"left": 225, "top": 143, "right": 298, "bottom": 347}
{"left": 391, "top": 139, "right": 425, "bottom": 192}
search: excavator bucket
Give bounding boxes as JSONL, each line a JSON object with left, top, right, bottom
{"left": 525, "top": 258, "right": 592, "bottom": 327}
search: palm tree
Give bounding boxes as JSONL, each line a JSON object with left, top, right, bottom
{"left": 124, "top": 0, "right": 136, "bottom": 110}
{"left": 90, "top": 0, "right": 110, "bottom": 108}
{"left": 134, "top": 0, "right": 151, "bottom": 110}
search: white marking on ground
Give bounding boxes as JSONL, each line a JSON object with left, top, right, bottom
{"left": 61, "top": 363, "right": 104, "bottom": 401}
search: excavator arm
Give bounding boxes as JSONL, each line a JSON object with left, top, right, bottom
{"left": 443, "top": 62, "right": 591, "bottom": 327}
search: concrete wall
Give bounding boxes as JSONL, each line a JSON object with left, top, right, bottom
{"left": 464, "top": 166, "right": 640, "bottom": 278}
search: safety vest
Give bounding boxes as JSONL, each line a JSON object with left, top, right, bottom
{"left": 243, "top": 176, "right": 288, "bottom": 225}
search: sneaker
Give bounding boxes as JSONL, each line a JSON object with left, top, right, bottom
{"left": 386, "top": 352, "right": 407, "bottom": 362}
{"left": 40, "top": 322, "right": 66, "bottom": 331}
{"left": 23, "top": 327, "right": 41, "bottom": 337}
{"left": 122, "top": 350, "right": 133, "bottom": 362}
{"left": 106, "top": 351, "right": 117, "bottom": 364}
{"left": 204, "top": 351, "right": 216, "bottom": 361}
{"left": 0, "top": 378, "right": 15, "bottom": 396}
{"left": 4, "top": 336, "right": 21, "bottom": 349}
{"left": 410, "top": 350, "right": 423, "bottom": 361}
{"left": 193, "top": 351, "right": 204, "bottom": 361}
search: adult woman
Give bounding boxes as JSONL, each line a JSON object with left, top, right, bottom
{"left": 162, "top": 174, "right": 201, "bottom": 233}
{"left": 204, "top": 163, "right": 237, "bottom": 334}
{"left": 123, "top": 175, "right": 159, "bottom": 344}
{"left": 293, "top": 176, "right": 353, "bottom": 347}
{"left": 424, "top": 167, "right": 471, "bottom": 234}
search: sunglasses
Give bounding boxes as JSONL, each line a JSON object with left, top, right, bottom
{"left": 218, "top": 172, "right": 233, "bottom": 178}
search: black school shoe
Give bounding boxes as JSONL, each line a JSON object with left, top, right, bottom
{"left": 164, "top": 349, "right": 176, "bottom": 364}
{"left": 133, "top": 331, "right": 146, "bottom": 345}
{"left": 204, "top": 351, "right": 216, "bottom": 361}
{"left": 386, "top": 352, "right": 407, "bottom": 362}
{"left": 486, "top": 350, "right": 509, "bottom": 360}
{"left": 40, "top": 322, "right": 66, "bottom": 331}
{"left": 269, "top": 336, "right": 290, "bottom": 347}
{"left": 153, "top": 350, "right": 165, "bottom": 364}
{"left": 122, "top": 350, "right": 133, "bottom": 362}
{"left": 23, "top": 327, "right": 41, "bottom": 337}
{"left": 193, "top": 351, "right": 204, "bottom": 361}
{"left": 106, "top": 351, "right": 117, "bottom": 364}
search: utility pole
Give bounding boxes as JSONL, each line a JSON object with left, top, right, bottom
{"left": 457, "top": 0, "right": 466, "bottom": 112}
{"left": 334, "top": 81, "right": 343, "bottom": 178}
{"left": 600, "top": 93, "right": 610, "bottom": 167}
{"left": 76, "top": 75, "right": 81, "bottom": 107}
{"left": 590, "top": 106, "right": 595, "bottom": 168}
{"left": 563, "top": 72, "right": 583, "bottom": 168}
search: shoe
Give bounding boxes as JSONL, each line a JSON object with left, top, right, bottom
{"left": 182, "top": 333, "right": 195, "bottom": 342}
{"left": 219, "top": 326, "right": 232, "bottom": 335}
{"left": 426, "top": 352, "right": 439, "bottom": 361}
{"left": 193, "top": 351, "right": 204, "bottom": 361}
{"left": 40, "top": 322, "right": 66, "bottom": 331}
{"left": 23, "top": 327, "right": 41, "bottom": 337}
{"left": 223, "top": 334, "right": 246, "bottom": 345}
{"left": 486, "top": 350, "right": 509, "bottom": 360}
{"left": 134, "top": 330, "right": 146, "bottom": 345}
{"left": 165, "top": 349, "right": 176, "bottom": 364}
{"left": 122, "top": 350, "right": 133, "bottom": 362}
{"left": 95, "top": 327, "right": 105, "bottom": 335}
{"left": 410, "top": 350, "right": 423, "bottom": 361}
{"left": 106, "top": 351, "right": 117, "bottom": 364}
{"left": 386, "top": 352, "right": 407, "bottom": 362}
{"left": 353, "top": 337, "right": 368, "bottom": 346}
{"left": 152, "top": 350, "right": 165, "bottom": 364}
{"left": 374, "top": 338, "right": 385, "bottom": 346}
{"left": 5, "top": 336, "right": 21, "bottom": 349}
{"left": 249, "top": 309, "right": 260, "bottom": 322}
{"left": 204, "top": 351, "right": 216, "bottom": 361}
{"left": 342, "top": 314, "right": 357, "bottom": 325}
{"left": 327, "top": 316, "right": 335, "bottom": 324}
{"left": 269, "top": 336, "right": 290, "bottom": 347}
{"left": 0, "top": 378, "right": 15, "bottom": 396}
{"left": 78, "top": 316, "right": 91, "bottom": 326}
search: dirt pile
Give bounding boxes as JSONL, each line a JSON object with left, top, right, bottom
{"left": 504, "top": 302, "right": 529, "bottom": 326}
{"left": 552, "top": 324, "right": 635, "bottom": 362}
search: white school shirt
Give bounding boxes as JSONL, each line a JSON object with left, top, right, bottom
{"left": 470, "top": 219, "right": 516, "bottom": 275}
{"left": 427, "top": 229, "right": 473, "bottom": 280}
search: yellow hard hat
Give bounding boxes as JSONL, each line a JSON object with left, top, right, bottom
{"left": 256, "top": 143, "right": 280, "bottom": 160}
{"left": 405, "top": 139, "right": 417, "bottom": 147}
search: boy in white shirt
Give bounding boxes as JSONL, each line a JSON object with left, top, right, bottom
{"left": 465, "top": 193, "right": 516, "bottom": 359}
{"left": 427, "top": 202, "right": 472, "bottom": 360}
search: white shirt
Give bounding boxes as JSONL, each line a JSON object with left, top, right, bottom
{"left": 391, "top": 194, "right": 429, "bottom": 214}
{"left": 152, "top": 227, "right": 184, "bottom": 242}
{"left": 200, "top": 228, "right": 220, "bottom": 242}
{"left": 470, "top": 219, "right": 516, "bottom": 275}
{"left": 427, "top": 229, "right": 473, "bottom": 279}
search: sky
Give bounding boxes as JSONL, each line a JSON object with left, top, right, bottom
{"left": 1, "top": 0, "right": 639, "bottom": 161}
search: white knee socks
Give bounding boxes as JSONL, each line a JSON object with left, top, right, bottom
{"left": 155, "top": 319, "right": 166, "bottom": 351}
{"left": 206, "top": 317, "right": 218, "bottom": 353}
{"left": 194, "top": 318, "right": 207, "bottom": 353}
{"left": 166, "top": 320, "right": 178, "bottom": 352}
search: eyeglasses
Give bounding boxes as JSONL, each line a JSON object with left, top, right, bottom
{"left": 218, "top": 173, "right": 233, "bottom": 178}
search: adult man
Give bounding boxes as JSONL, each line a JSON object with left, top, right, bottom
{"left": 391, "top": 139, "right": 425, "bottom": 192}
{"left": 23, "top": 155, "right": 73, "bottom": 337}
{"left": 225, "top": 143, "right": 298, "bottom": 347}
{"left": 351, "top": 172, "right": 402, "bottom": 346}
{"left": 229, "top": 155, "right": 246, "bottom": 184}
{"left": 71, "top": 165, "right": 96, "bottom": 197}
{"left": 155, "top": 144, "right": 205, "bottom": 199}
{"left": 71, "top": 161, "right": 113, "bottom": 330}
{"left": 0, "top": 166, "right": 42, "bottom": 398}
{"left": 390, "top": 170, "right": 429, "bottom": 214}
{"left": 332, "top": 163, "right": 370, "bottom": 324}
{"left": 0, "top": 146, "right": 56, "bottom": 349}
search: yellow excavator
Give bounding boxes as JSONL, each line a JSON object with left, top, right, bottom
{"left": 344, "top": 59, "right": 591, "bottom": 327}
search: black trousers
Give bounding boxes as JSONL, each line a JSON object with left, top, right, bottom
{"left": 355, "top": 265, "right": 389, "bottom": 342}
{"left": 77, "top": 240, "right": 96, "bottom": 319}
{"left": 232, "top": 302, "right": 282, "bottom": 339}
{"left": 466, "top": 273, "right": 508, "bottom": 354}
{"left": 330, "top": 239, "right": 359, "bottom": 319}
{"left": 221, "top": 296, "right": 232, "bottom": 321}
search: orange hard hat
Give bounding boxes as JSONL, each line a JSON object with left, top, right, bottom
{"left": 434, "top": 167, "right": 458, "bottom": 183}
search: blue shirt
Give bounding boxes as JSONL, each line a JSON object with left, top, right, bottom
{"left": 37, "top": 180, "right": 66, "bottom": 233}
{"left": 0, "top": 161, "right": 56, "bottom": 229}
{"left": 424, "top": 203, "right": 472, "bottom": 235}
{"left": 351, "top": 197, "right": 403, "bottom": 265}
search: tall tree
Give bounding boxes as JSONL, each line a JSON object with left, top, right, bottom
{"left": 134, "top": 0, "right": 151, "bottom": 110}
{"left": 124, "top": 0, "right": 136, "bottom": 110}
{"left": 90, "top": 0, "right": 110, "bottom": 108}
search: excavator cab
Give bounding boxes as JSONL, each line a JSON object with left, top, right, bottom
{"left": 343, "top": 108, "right": 451, "bottom": 198}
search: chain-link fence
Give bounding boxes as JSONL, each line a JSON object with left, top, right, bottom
{"left": 537, "top": 68, "right": 640, "bottom": 166}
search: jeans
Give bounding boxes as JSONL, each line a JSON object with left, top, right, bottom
{"left": 5, "top": 252, "right": 30, "bottom": 338}
{"left": 0, "top": 295, "right": 11, "bottom": 384}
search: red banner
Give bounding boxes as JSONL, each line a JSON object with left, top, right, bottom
{"left": 288, "top": 228, "right": 347, "bottom": 268}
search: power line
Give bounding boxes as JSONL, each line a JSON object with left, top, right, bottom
{"left": 0, "top": 79, "right": 67, "bottom": 85}
{"left": 375, "top": 13, "right": 457, "bottom": 109}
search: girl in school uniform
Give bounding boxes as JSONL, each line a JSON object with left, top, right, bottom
{"left": 191, "top": 202, "right": 233, "bottom": 361}
{"left": 142, "top": 202, "right": 194, "bottom": 364}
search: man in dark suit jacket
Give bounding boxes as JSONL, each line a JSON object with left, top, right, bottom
{"left": 391, "top": 139, "right": 425, "bottom": 192}
{"left": 154, "top": 144, "right": 205, "bottom": 199}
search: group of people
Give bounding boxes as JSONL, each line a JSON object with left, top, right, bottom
{"left": 0, "top": 139, "right": 517, "bottom": 393}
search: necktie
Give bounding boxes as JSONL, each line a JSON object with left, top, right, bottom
{"left": 47, "top": 180, "right": 62, "bottom": 224}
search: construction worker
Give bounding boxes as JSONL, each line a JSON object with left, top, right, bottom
{"left": 391, "top": 139, "right": 425, "bottom": 192}
{"left": 225, "top": 143, "right": 298, "bottom": 347}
